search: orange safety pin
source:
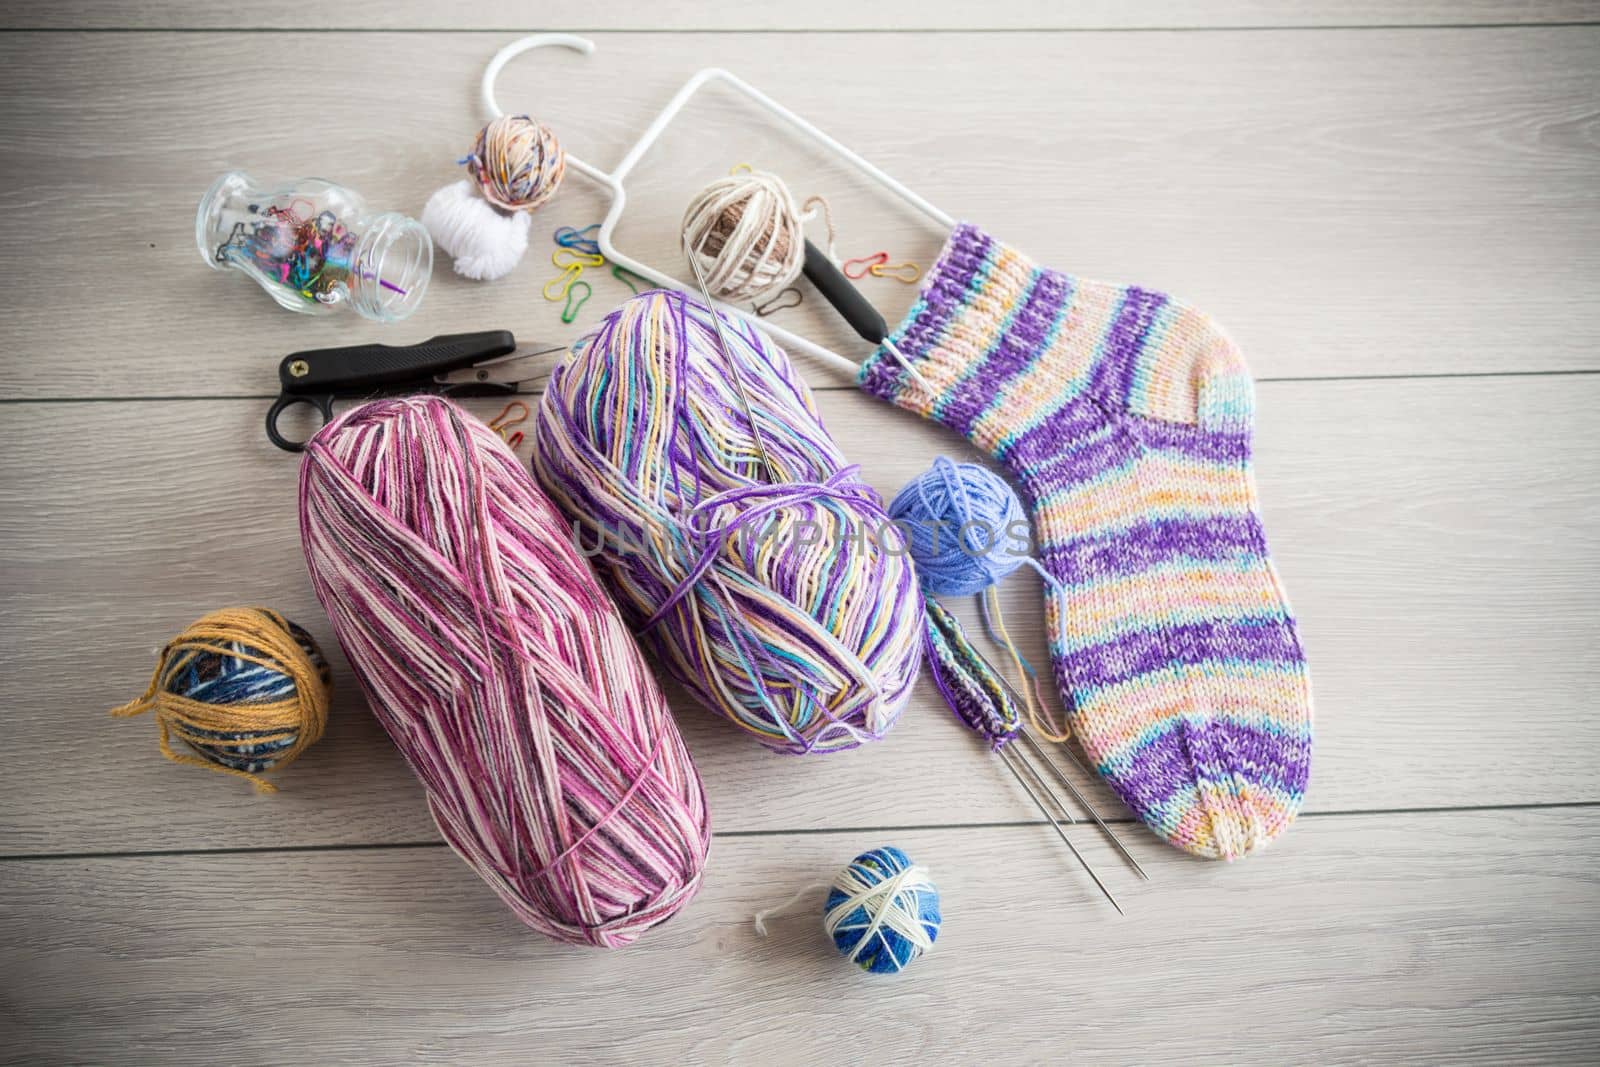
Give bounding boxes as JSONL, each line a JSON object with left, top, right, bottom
{"left": 489, "top": 399, "right": 531, "bottom": 439}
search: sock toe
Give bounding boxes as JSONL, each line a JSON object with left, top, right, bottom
{"left": 1084, "top": 687, "right": 1312, "bottom": 860}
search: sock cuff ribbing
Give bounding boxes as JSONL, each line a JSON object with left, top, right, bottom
{"left": 861, "top": 223, "right": 1257, "bottom": 446}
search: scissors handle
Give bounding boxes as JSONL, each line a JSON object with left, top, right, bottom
{"left": 265, "top": 393, "right": 336, "bottom": 453}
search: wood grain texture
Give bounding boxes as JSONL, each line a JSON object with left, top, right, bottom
{"left": 6, "top": 810, "right": 1599, "bottom": 1065}
{"left": 1, "top": 17, "right": 1596, "bottom": 1060}
{"left": 1, "top": 28, "right": 1598, "bottom": 397}
{"left": 5, "top": 0, "right": 1599, "bottom": 31}
{"left": 3, "top": 376, "right": 1596, "bottom": 855}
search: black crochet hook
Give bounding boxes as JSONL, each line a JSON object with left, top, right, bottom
{"left": 800, "top": 240, "right": 931, "bottom": 387}
{"left": 801, "top": 239, "right": 887, "bottom": 344}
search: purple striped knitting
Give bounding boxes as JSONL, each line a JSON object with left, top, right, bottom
{"left": 860, "top": 223, "right": 1313, "bottom": 860}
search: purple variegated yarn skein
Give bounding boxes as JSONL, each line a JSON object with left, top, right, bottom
{"left": 532, "top": 290, "right": 924, "bottom": 755}
{"left": 299, "top": 396, "right": 710, "bottom": 948}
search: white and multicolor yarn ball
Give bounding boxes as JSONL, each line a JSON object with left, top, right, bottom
{"left": 421, "top": 114, "right": 565, "bottom": 282}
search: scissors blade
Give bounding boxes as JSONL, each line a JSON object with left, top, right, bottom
{"left": 434, "top": 343, "right": 569, "bottom": 386}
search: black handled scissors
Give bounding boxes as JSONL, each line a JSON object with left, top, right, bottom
{"left": 265, "top": 331, "right": 567, "bottom": 452}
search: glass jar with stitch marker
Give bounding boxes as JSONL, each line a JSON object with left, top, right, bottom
{"left": 196, "top": 171, "right": 433, "bottom": 323}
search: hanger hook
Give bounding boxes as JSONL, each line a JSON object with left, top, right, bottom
{"left": 481, "top": 33, "right": 596, "bottom": 119}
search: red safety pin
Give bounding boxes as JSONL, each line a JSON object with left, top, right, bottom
{"left": 842, "top": 251, "right": 890, "bottom": 280}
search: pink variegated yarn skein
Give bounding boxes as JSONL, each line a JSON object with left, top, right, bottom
{"left": 299, "top": 396, "right": 710, "bottom": 948}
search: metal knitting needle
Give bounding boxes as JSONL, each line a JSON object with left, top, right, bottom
{"left": 996, "top": 745, "right": 1124, "bottom": 916}
{"left": 1004, "top": 740, "right": 1125, "bottom": 910}
{"left": 1019, "top": 729, "right": 1150, "bottom": 881}
{"left": 974, "top": 639, "right": 1149, "bottom": 880}
{"left": 683, "top": 236, "right": 779, "bottom": 481}
{"left": 921, "top": 598, "right": 1121, "bottom": 912}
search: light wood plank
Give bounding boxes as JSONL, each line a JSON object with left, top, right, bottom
{"left": 0, "top": 28, "right": 1597, "bottom": 398}
{"left": 5, "top": 0, "right": 1598, "bottom": 31}
{"left": 2, "top": 376, "right": 1596, "bottom": 855}
{"left": 6, "top": 810, "right": 1599, "bottom": 1064}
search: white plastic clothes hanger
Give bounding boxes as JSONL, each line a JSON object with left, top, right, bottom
{"left": 481, "top": 33, "right": 955, "bottom": 381}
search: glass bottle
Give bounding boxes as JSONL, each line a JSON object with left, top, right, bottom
{"left": 196, "top": 171, "right": 432, "bottom": 322}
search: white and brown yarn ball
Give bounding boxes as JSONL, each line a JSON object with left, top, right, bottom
{"left": 681, "top": 169, "right": 807, "bottom": 302}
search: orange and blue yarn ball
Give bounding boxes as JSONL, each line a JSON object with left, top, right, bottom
{"left": 110, "top": 607, "right": 332, "bottom": 793}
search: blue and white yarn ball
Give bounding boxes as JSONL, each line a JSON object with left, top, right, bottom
{"left": 824, "top": 846, "right": 941, "bottom": 974}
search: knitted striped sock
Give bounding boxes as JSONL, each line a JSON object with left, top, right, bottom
{"left": 860, "top": 223, "right": 1312, "bottom": 860}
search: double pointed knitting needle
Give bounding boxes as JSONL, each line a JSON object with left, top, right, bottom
{"left": 1018, "top": 729, "right": 1150, "bottom": 881}
{"left": 683, "top": 236, "right": 779, "bottom": 481}
{"left": 923, "top": 594, "right": 1123, "bottom": 914}
{"left": 977, "top": 639, "right": 1150, "bottom": 881}
{"left": 996, "top": 743, "right": 1124, "bottom": 916}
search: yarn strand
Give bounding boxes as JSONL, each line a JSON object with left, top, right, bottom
{"left": 981, "top": 587, "right": 1071, "bottom": 742}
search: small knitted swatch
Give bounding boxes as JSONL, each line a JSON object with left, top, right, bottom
{"left": 859, "top": 223, "right": 1312, "bottom": 860}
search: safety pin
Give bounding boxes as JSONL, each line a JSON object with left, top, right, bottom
{"left": 553, "top": 223, "right": 602, "bottom": 255}
{"left": 489, "top": 399, "right": 530, "bottom": 438}
{"left": 842, "top": 251, "right": 889, "bottom": 280}
{"left": 552, "top": 247, "right": 604, "bottom": 269}
{"left": 612, "top": 264, "right": 649, "bottom": 294}
{"left": 752, "top": 287, "right": 803, "bottom": 316}
{"left": 561, "top": 280, "right": 592, "bottom": 323}
{"left": 869, "top": 260, "right": 922, "bottom": 284}
{"left": 543, "top": 262, "right": 583, "bottom": 300}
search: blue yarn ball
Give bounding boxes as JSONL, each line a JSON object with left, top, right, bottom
{"left": 887, "top": 456, "right": 1030, "bottom": 597}
{"left": 824, "top": 846, "right": 941, "bottom": 974}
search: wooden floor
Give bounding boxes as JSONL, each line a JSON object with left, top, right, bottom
{"left": 3, "top": 3, "right": 1599, "bottom": 1064}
